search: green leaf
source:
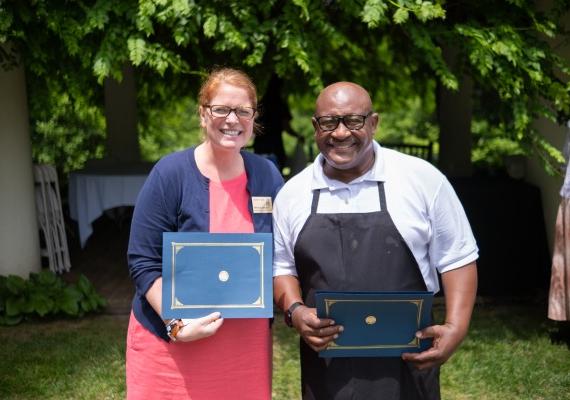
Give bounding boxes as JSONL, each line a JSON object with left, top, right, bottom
{"left": 127, "top": 37, "right": 146, "bottom": 66}
{"left": 361, "top": 0, "right": 388, "bottom": 28}
{"left": 77, "top": 275, "right": 92, "bottom": 294}
{"left": 203, "top": 14, "right": 217, "bottom": 38}
{"left": 292, "top": 0, "right": 310, "bottom": 21}
{"left": 172, "top": 0, "right": 193, "bottom": 16}
{"left": 534, "top": 20, "right": 556, "bottom": 38}
{"left": 393, "top": 8, "right": 409, "bottom": 24}
{"left": 80, "top": 298, "right": 92, "bottom": 312}
{"left": 62, "top": 300, "right": 80, "bottom": 315}
{"left": 6, "top": 275, "right": 26, "bottom": 295}
{"left": 173, "top": 26, "right": 190, "bottom": 46}
{"left": 93, "top": 57, "right": 111, "bottom": 82}
{"left": 416, "top": 2, "right": 445, "bottom": 22}
{"left": 89, "top": 296, "right": 98, "bottom": 310}
{"left": 20, "top": 295, "right": 35, "bottom": 314}
{"left": 30, "top": 293, "right": 53, "bottom": 317}
{"left": 6, "top": 297, "right": 23, "bottom": 316}
{"left": 36, "top": 270, "right": 58, "bottom": 286}
{"left": 59, "top": 295, "right": 80, "bottom": 315}
{"left": 64, "top": 286, "right": 82, "bottom": 302}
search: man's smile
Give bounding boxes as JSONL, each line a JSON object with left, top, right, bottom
{"left": 328, "top": 139, "right": 357, "bottom": 149}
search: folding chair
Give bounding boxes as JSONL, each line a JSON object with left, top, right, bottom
{"left": 33, "top": 164, "right": 71, "bottom": 273}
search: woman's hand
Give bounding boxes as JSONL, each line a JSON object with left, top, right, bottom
{"left": 175, "top": 312, "right": 224, "bottom": 342}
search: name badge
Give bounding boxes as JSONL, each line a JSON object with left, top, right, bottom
{"left": 252, "top": 197, "right": 273, "bottom": 213}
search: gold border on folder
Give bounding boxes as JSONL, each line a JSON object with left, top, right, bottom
{"left": 324, "top": 299, "right": 423, "bottom": 350}
{"left": 170, "top": 241, "right": 265, "bottom": 310}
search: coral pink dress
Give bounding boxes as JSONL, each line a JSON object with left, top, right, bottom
{"left": 126, "top": 172, "right": 272, "bottom": 399}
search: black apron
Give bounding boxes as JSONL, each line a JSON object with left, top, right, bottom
{"left": 293, "top": 182, "right": 440, "bottom": 400}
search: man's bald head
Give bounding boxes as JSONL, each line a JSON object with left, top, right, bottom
{"left": 315, "top": 82, "right": 373, "bottom": 116}
{"left": 312, "top": 81, "right": 378, "bottom": 183}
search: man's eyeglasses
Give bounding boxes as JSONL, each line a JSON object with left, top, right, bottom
{"left": 314, "top": 112, "right": 373, "bottom": 131}
{"left": 205, "top": 104, "right": 256, "bottom": 120}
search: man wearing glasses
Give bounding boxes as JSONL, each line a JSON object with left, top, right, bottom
{"left": 272, "top": 82, "right": 478, "bottom": 400}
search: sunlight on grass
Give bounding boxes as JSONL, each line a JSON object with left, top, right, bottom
{"left": 0, "top": 315, "right": 127, "bottom": 400}
{"left": 272, "top": 311, "right": 301, "bottom": 400}
{"left": 441, "top": 305, "right": 570, "bottom": 400}
{"left": 0, "top": 305, "right": 569, "bottom": 399}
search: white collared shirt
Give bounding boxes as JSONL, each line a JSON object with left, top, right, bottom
{"left": 272, "top": 141, "right": 478, "bottom": 293}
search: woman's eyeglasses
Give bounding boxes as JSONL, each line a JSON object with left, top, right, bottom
{"left": 314, "top": 112, "right": 373, "bottom": 131}
{"left": 205, "top": 105, "right": 256, "bottom": 120}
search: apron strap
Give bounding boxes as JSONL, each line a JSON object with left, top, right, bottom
{"left": 378, "top": 181, "right": 387, "bottom": 212}
{"left": 310, "top": 189, "right": 320, "bottom": 215}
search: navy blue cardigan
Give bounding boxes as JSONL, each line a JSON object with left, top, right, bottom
{"left": 127, "top": 148, "right": 284, "bottom": 340}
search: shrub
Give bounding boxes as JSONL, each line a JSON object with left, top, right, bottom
{"left": 0, "top": 270, "right": 107, "bottom": 325}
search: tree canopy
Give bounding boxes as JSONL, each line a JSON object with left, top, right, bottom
{"left": 1, "top": 0, "right": 569, "bottom": 173}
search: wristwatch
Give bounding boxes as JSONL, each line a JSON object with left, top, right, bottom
{"left": 165, "top": 318, "right": 184, "bottom": 341}
{"left": 284, "top": 301, "right": 304, "bottom": 327}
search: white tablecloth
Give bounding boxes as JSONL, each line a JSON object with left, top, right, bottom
{"left": 69, "top": 172, "right": 148, "bottom": 248}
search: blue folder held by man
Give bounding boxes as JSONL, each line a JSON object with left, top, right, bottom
{"left": 316, "top": 291, "right": 434, "bottom": 357}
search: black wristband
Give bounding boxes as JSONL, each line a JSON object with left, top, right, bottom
{"left": 284, "top": 301, "right": 304, "bottom": 327}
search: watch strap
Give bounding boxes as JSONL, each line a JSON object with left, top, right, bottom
{"left": 166, "top": 319, "right": 184, "bottom": 341}
{"left": 285, "top": 301, "right": 304, "bottom": 327}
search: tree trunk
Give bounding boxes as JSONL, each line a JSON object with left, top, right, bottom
{"left": 437, "top": 46, "right": 474, "bottom": 177}
{"left": 253, "top": 74, "right": 288, "bottom": 169}
{"left": 103, "top": 64, "right": 140, "bottom": 164}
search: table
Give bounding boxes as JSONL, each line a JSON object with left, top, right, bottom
{"left": 69, "top": 166, "right": 150, "bottom": 248}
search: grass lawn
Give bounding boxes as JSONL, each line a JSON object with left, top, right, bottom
{"left": 0, "top": 303, "right": 569, "bottom": 399}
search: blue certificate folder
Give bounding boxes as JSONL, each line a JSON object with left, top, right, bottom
{"left": 162, "top": 232, "right": 273, "bottom": 319}
{"left": 316, "top": 291, "right": 434, "bottom": 357}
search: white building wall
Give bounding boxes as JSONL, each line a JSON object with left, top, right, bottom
{"left": 0, "top": 51, "right": 41, "bottom": 277}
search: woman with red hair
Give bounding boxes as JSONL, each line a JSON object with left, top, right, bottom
{"left": 126, "top": 68, "right": 283, "bottom": 399}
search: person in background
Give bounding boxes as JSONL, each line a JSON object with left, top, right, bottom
{"left": 273, "top": 81, "right": 478, "bottom": 400}
{"left": 548, "top": 121, "right": 570, "bottom": 344}
{"left": 126, "top": 68, "right": 283, "bottom": 399}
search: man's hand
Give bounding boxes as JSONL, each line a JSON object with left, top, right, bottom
{"left": 292, "top": 305, "right": 344, "bottom": 352}
{"left": 401, "top": 321, "right": 467, "bottom": 370}
{"left": 175, "top": 312, "right": 224, "bottom": 342}
{"left": 403, "top": 262, "right": 478, "bottom": 370}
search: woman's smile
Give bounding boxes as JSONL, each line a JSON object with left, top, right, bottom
{"left": 221, "top": 129, "right": 242, "bottom": 137}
